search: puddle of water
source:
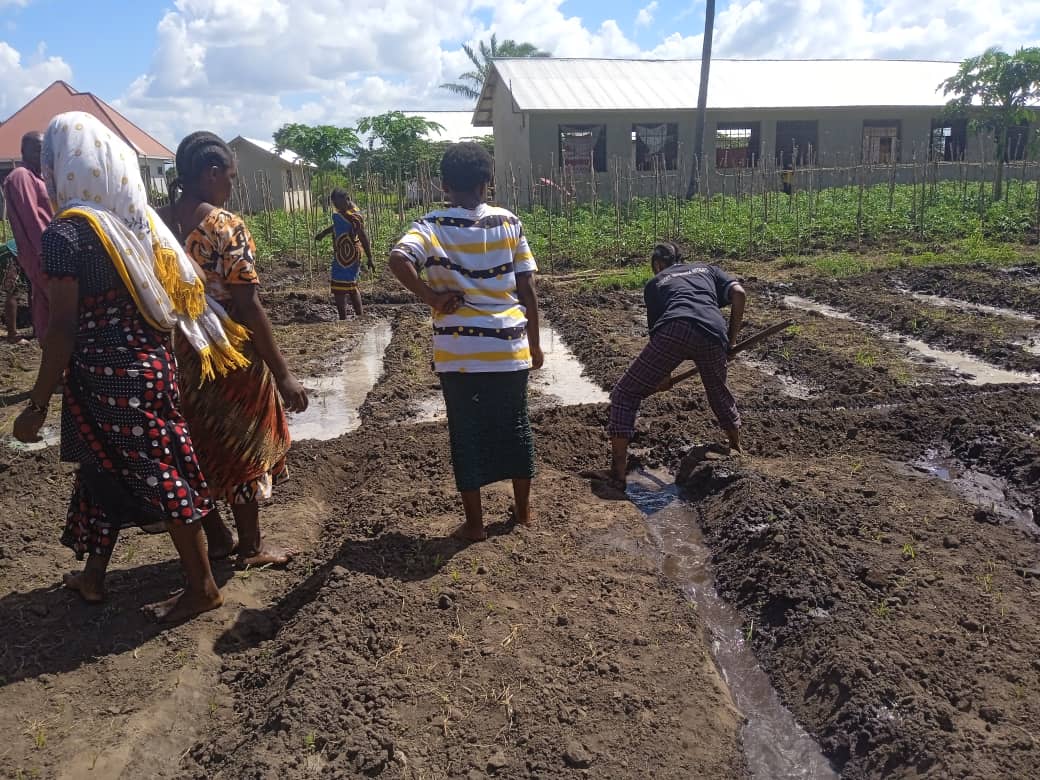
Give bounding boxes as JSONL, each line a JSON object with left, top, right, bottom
{"left": 625, "top": 470, "right": 837, "bottom": 780}
{"left": 408, "top": 323, "right": 608, "bottom": 422}
{"left": 5, "top": 425, "right": 60, "bottom": 452}
{"left": 908, "top": 292, "right": 1037, "bottom": 323}
{"left": 532, "top": 324, "right": 609, "bottom": 406}
{"left": 783, "top": 295, "right": 1040, "bottom": 386}
{"left": 741, "top": 357, "right": 816, "bottom": 399}
{"left": 287, "top": 321, "right": 392, "bottom": 441}
{"left": 909, "top": 450, "right": 1037, "bottom": 535}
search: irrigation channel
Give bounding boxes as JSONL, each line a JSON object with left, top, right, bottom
{"left": 624, "top": 469, "right": 837, "bottom": 780}
{"left": 287, "top": 318, "right": 839, "bottom": 778}
{"left": 782, "top": 294, "right": 1040, "bottom": 385}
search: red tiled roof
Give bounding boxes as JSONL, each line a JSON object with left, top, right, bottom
{"left": 0, "top": 81, "right": 174, "bottom": 161}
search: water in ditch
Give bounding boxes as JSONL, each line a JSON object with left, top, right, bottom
{"left": 411, "top": 323, "right": 608, "bottom": 422}
{"left": 623, "top": 469, "right": 838, "bottom": 780}
{"left": 783, "top": 295, "right": 1040, "bottom": 385}
{"left": 907, "top": 291, "right": 1037, "bottom": 322}
{"left": 287, "top": 320, "right": 393, "bottom": 441}
{"left": 906, "top": 449, "right": 1037, "bottom": 535}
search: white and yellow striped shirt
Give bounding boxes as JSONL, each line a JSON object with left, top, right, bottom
{"left": 393, "top": 204, "right": 537, "bottom": 373}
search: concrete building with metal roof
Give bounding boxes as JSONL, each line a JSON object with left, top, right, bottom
{"left": 473, "top": 58, "right": 1036, "bottom": 204}
{"left": 228, "top": 136, "right": 316, "bottom": 214}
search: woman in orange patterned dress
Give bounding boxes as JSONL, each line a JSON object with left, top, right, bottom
{"left": 161, "top": 131, "right": 309, "bottom": 567}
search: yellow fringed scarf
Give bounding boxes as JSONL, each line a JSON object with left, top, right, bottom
{"left": 43, "top": 112, "right": 250, "bottom": 383}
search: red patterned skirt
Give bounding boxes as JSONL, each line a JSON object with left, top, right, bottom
{"left": 60, "top": 290, "right": 212, "bottom": 559}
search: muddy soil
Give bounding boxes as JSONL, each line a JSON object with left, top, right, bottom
{"left": 545, "top": 278, "right": 1040, "bottom": 779}
{"left": 894, "top": 266, "right": 1040, "bottom": 319}
{"left": 183, "top": 438, "right": 747, "bottom": 779}
{"left": 792, "top": 276, "right": 1040, "bottom": 373}
{"left": 3, "top": 258, "right": 1040, "bottom": 780}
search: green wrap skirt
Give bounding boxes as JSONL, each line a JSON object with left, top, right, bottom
{"left": 440, "top": 370, "right": 535, "bottom": 492}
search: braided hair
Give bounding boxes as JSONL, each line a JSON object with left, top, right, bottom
{"left": 651, "top": 240, "right": 683, "bottom": 268}
{"left": 170, "top": 131, "right": 233, "bottom": 206}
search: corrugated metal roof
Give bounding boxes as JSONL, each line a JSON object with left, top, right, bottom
{"left": 473, "top": 58, "right": 963, "bottom": 126}
{"left": 0, "top": 81, "right": 174, "bottom": 159}
{"left": 231, "top": 136, "right": 315, "bottom": 167}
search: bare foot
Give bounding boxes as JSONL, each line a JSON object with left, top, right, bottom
{"left": 207, "top": 531, "right": 239, "bottom": 561}
{"left": 237, "top": 542, "right": 298, "bottom": 568}
{"left": 62, "top": 571, "right": 106, "bottom": 603}
{"left": 580, "top": 469, "right": 627, "bottom": 491}
{"left": 142, "top": 587, "right": 223, "bottom": 623}
{"left": 508, "top": 505, "right": 534, "bottom": 526}
{"left": 451, "top": 522, "right": 487, "bottom": 542}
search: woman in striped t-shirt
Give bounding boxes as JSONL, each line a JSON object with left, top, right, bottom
{"left": 389, "top": 142, "right": 543, "bottom": 542}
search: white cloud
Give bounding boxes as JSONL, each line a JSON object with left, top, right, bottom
{"left": 0, "top": 41, "right": 72, "bottom": 118}
{"left": 110, "top": 0, "right": 1040, "bottom": 148}
{"left": 636, "top": 1, "right": 659, "bottom": 28}
{"left": 710, "top": 0, "right": 1040, "bottom": 61}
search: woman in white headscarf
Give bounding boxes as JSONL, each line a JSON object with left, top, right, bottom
{"left": 12, "top": 111, "right": 248, "bottom": 622}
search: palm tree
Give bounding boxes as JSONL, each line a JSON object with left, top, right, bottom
{"left": 440, "top": 34, "right": 550, "bottom": 101}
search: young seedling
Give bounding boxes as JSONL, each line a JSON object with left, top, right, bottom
{"left": 303, "top": 732, "right": 317, "bottom": 752}
{"left": 855, "top": 349, "right": 877, "bottom": 368}
{"left": 874, "top": 601, "right": 891, "bottom": 619}
{"left": 977, "top": 572, "right": 995, "bottom": 594}
{"left": 901, "top": 542, "right": 916, "bottom": 561}
{"left": 23, "top": 720, "right": 46, "bottom": 751}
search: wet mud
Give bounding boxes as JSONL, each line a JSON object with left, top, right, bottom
{"left": 2, "top": 262, "right": 1040, "bottom": 779}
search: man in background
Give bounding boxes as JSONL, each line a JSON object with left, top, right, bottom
{"left": 2, "top": 131, "right": 53, "bottom": 342}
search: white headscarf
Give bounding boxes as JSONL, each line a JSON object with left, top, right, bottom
{"left": 42, "top": 111, "right": 248, "bottom": 382}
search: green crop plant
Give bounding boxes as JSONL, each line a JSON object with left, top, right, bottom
{"left": 244, "top": 178, "right": 1040, "bottom": 273}
{"left": 855, "top": 350, "right": 878, "bottom": 368}
{"left": 901, "top": 542, "right": 916, "bottom": 560}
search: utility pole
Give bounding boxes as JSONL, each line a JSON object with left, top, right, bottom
{"left": 687, "top": 0, "right": 716, "bottom": 197}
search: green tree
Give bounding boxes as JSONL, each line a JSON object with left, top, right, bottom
{"left": 941, "top": 47, "right": 1040, "bottom": 200}
{"left": 272, "top": 123, "right": 359, "bottom": 170}
{"left": 440, "top": 34, "right": 550, "bottom": 101}
{"left": 353, "top": 111, "right": 446, "bottom": 177}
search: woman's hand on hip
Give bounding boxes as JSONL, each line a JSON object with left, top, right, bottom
{"left": 276, "top": 373, "right": 309, "bottom": 413}
{"left": 426, "top": 290, "right": 464, "bottom": 315}
{"left": 530, "top": 344, "right": 545, "bottom": 370}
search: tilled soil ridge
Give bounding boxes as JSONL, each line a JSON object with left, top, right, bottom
{"left": 183, "top": 429, "right": 748, "bottom": 779}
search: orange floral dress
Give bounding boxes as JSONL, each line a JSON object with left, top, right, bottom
{"left": 174, "top": 209, "right": 291, "bottom": 504}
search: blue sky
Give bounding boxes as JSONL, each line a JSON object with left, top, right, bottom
{"left": 2, "top": 0, "right": 1038, "bottom": 146}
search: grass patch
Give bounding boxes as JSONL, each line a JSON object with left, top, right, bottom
{"left": 578, "top": 267, "right": 653, "bottom": 292}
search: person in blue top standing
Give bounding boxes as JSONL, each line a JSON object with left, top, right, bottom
{"left": 314, "top": 189, "right": 374, "bottom": 319}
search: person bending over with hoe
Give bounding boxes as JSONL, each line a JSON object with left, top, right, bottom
{"left": 314, "top": 189, "right": 374, "bottom": 319}
{"left": 603, "top": 241, "right": 746, "bottom": 489}
{"left": 389, "top": 142, "right": 543, "bottom": 542}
